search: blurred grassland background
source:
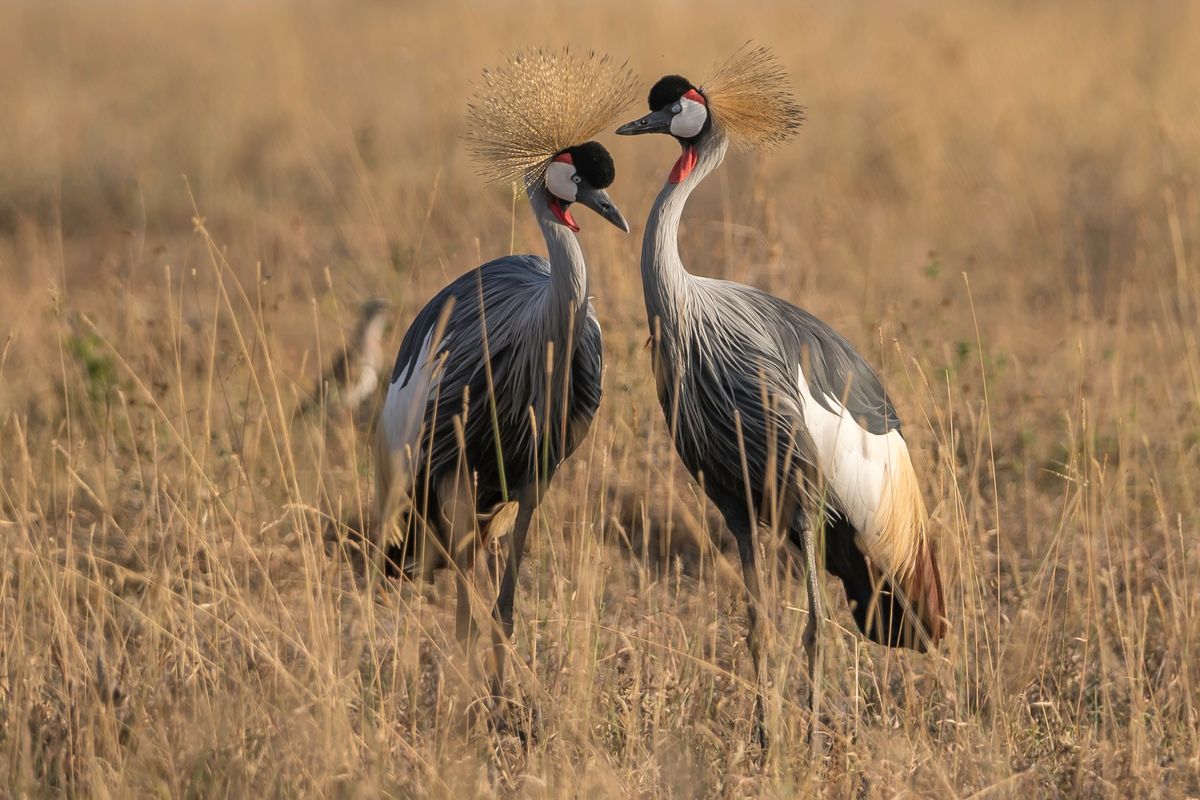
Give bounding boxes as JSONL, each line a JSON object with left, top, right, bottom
{"left": 1, "top": 1, "right": 1199, "bottom": 796}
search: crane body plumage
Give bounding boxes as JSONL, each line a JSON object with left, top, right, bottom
{"left": 376, "top": 195, "right": 603, "bottom": 578}
{"left": 641, "top": 136, "right": 942, "bottom": 648}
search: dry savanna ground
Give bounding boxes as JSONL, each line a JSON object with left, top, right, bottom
{"left": 2, "top": 1, "right": 1199, "bottom": 797}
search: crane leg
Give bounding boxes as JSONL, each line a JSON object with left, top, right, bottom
{"left": 799, "top": 516, "right": 823, "bottom": 746}
{"left": 488, "top": 497, "right": 536, "bottom": 706}
{"left": 729, "top": 511, "right": 770, "bottom": 752}
{"left": 438, "top": 480, "right": 482, "bottom": 659}
{"left": 453, "top": 533, "right": 479, "bottom": 654}
{"left": 453, "top": 531, "right": 484, "bottom": 740}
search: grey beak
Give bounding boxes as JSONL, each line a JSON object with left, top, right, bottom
{"left": 616, "top": 108, "right": 674, "bottom": 136}
{"left": 577, "top": 187, "right": 630, "bottom": 233}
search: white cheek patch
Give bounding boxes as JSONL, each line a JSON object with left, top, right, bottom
{"left": 670, "top": 98, "right": 707, "bottom": 138}
{"left": 545, "top": 161, "right": 578, "bottom": 202}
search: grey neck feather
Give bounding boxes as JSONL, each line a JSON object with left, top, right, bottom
{"left": 641, "top": 132, "right": 730, "bottom": 334}
{"left": 528, "top": 183, "right": 591, "bottom": 370}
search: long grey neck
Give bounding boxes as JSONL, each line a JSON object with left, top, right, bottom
{"left": 641, "top": 132, "right": 730, "bottom": 334}
{"left": 529, "top": 183, "right": 590, "bottom": 360}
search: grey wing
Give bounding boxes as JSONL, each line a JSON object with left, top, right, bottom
{"left": 751, "top": 286, "right": 901, "bottom": 436}
{"left": 756, "top": 288, "right": 933, "bottom": 611}
{"left": 664, "top": 279, "right": 902, "bottom": 508}
{"left": 378, "top": 255, "right": 550, "bottom": 496}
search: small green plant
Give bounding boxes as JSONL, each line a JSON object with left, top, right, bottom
{"left": 922, "top": 250, "right": 943, "bottom": 279}
{"left": 65, "top": 332, "right": 120, "bottom": 405}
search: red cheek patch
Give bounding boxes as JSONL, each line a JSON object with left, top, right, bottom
{"left": 683, "top": 88, "right": 706, "bottom": 105}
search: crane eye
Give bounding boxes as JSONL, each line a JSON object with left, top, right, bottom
{"left": 671, "top": 102, "right": 682, "bottom": 113}
{"left": 571, "top": 174, "right": 582, "bottom": 184}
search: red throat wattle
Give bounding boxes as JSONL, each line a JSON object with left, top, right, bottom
{"left": 550, "top": 197, "right": 579, "bottom": 232}
{"left": 669, "top": 144, "right": 698, "bottom": 184}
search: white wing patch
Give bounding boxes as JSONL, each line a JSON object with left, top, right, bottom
{"left": 379, "top": 328, "right": 444, "bottom": 493}
{"left": 796, "top": 368, "right": 923, "bottom": 576}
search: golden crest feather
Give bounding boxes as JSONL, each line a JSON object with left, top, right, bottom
{"left": 701, "top": 45, "right": 804, "bottom": 149}
{"left": 464, "top": 48, "right": 638, "bottom": 189}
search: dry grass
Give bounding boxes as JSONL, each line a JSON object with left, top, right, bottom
{"left": 2, "top": 1, "right": 1199, "bottom": 796}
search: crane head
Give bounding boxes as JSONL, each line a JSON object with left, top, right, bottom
{"left": 617, "top": 75, "right": 710, "bottom": 140}
{"left": 543, "top": 141, "right": 629, "bottom": 234}
{"left": 617, "top": 49, "right": 803, "bottom": 183}
{"left": 615, "top": 75, "right": 710, "bottom": 182}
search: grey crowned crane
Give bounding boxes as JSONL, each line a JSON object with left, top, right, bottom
{"left": 302, "top": 298, "right": 392, "bottom": 418}
{"left": 374, "top": 49, "right": 635, "bottom": 698}
{"left": 616, "top": 48, "right": 946, "bottom": 743}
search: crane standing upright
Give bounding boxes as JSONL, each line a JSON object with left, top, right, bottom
{"left": 375, "top": 49, "right": 635, "bottom": 700}
{"left": 616, "top": 48, "right": 946, "bottom": 744}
